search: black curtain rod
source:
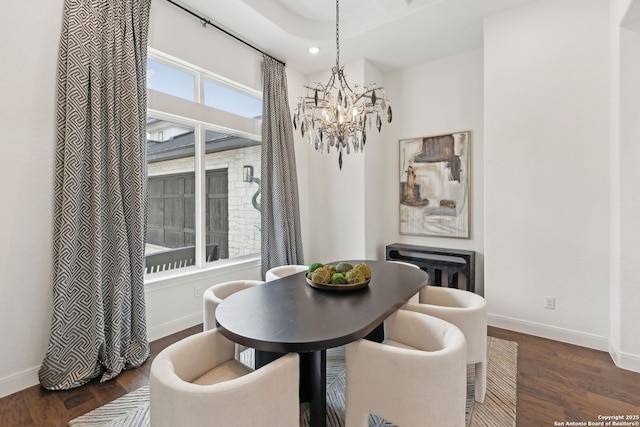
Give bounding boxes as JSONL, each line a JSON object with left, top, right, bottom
{"left": 164, "top": 0, "right": 286, "bottom": 67}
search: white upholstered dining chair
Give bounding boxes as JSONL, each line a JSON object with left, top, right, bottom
{"left": 150, "top": 328, "right": 300, "bottom": 427}
{"left": 404, "top": 285, "right": 488, "bottom": 402}
{"left": 202, "top": 280, "right": 263, "bottom": 360}
{"left": 387, "top": 260, "right": 422, "bottom": 303}
{"left": 265, "top": 264, "right": 308, "bottom": 281}
{"left": 344, "top": 309, "right": 467, "bottom": 427}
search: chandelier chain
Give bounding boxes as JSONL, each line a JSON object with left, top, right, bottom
{"left": 335, "top": 0, "right": 340, "bottom": 71}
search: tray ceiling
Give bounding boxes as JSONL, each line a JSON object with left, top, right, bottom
{"left": 175, "top": 0, "right": 537, "bottom": 75}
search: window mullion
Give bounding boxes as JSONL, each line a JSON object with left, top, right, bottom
{"left": 195, "top": 124, "right": 206, "bottom": 267}
{"left": 195, "top": 72, "right": 203, "bottom": 104}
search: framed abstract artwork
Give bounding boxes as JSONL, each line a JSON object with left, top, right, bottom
{"left": 399, "top": 131, "right": 470, "bottom": 238}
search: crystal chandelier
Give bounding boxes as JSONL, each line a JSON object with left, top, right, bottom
{"left": 292, "top": 0, "right": 392, "bottom": 169}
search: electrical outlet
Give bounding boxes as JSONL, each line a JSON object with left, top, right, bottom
{"left": 544, "top": 296, "right": 555, "bottom": 310}
{"left": 194, "top": 287, "right": 202, "bottom": 298}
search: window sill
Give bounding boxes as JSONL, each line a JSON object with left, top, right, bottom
{"left": 144, "top": 253, "right": 261, "bottom": 292}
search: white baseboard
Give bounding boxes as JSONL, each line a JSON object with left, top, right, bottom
{"left": 488, "top": 313, "right": 609, "bottom": 352}
{"left": 147, "top": 312, "right": 202, "bottom": 342}
{"left": 609, "top": 341, "right": 640, "bottom": 373}
{"left": 0, "top": 366, "right": 40, "bottom": 399}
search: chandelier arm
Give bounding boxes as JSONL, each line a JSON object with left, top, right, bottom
{"left": 353, "top": 89, "right": 388, "bottom": 108}
{"left": 326, "top": 70, "right": 337, "bottom": 91}
{"left": 337, "top": 69, "right": 357, "bottom": 97}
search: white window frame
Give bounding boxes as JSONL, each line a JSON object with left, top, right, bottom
{"left": 145, "top": 49, "right": 262, "bottom": 280}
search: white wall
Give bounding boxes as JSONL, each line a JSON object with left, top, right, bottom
{"left": 617, "top": 24, "right": 640, "bottom": 370}
{"left": 363, "top": 60, "right": 388, "bottom": 261}
{"left": 484, "top": 0, "right": 611, "bottom": 350}
{"left": 383, "top": 49, "right": 485, "bottom": 293}
{"left": 610, "top": 0, "right": 640, "bottom": 371}
{"left": 299, "top": 61, "right": 369, "bottom": 264}
{"left": 0, "top": 0, "right": 64, "bottom": 398}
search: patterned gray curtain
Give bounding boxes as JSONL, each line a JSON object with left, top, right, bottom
{"left": 261, "top": 55, "right": 305, "bottom": 277}
{"left": 39, "top": 0, "right": 151, "bottom": 390}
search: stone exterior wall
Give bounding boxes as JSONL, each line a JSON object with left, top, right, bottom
{"left": 148, "top": 144, "right": 261, "bottom": 259}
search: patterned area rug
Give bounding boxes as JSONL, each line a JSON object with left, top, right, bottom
{"left": 69, "top": 337, "right": 517, "bottom": 427}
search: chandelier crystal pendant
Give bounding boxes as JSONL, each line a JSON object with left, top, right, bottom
{"left": 292, "top": 0, "right": 392, "bottom": 170}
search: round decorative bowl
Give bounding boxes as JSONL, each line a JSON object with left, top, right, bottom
{"left": 305, "top": 277, "right": 370, "bottom": 291}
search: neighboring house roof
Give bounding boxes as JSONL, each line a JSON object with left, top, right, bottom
{"left": 147, "top": 129, "right": 260, "bottom": 163}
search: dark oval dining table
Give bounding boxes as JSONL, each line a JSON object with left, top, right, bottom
{"left": 215, "top": 260, "right": 429, "bottom": 427}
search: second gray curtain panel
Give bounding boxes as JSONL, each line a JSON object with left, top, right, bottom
{"left": 261, "top": 55, "right": 305, "bottom": 277}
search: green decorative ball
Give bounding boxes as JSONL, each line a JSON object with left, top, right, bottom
{"left": 336, "top": 262, "right": 354, "bottom": 274}
{"left": 312, "top": 267, "right": 332, "bottom": 284}
{"left": 325, "top": 265, "right": 338, "bottom": 276}
{"left": 308, "top": 262, "right": 324, "bottom": 274}
{"left": 345, "top": 269, "right": 365, "bottom": 284}
{"left": 331, "top": 273, "right": 347, "bottom": 284}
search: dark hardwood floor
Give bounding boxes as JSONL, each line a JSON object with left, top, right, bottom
{"left": 489, "top": 327, "right": 640, "bottom": 426}
{"left": 1, "top": 325, "right": 639, "bottom": 426}
{"left": 0, "top": 325, "right": 202, "bottom": 427}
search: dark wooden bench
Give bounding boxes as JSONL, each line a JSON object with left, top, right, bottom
{"left": 385, "top": 243, "right": 475, "bottom": 292}
{"left": 145, "top": 243, "right": 219, "bottom": 274}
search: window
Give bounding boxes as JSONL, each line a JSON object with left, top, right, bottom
{"left": 147, "top": 59, "right": 195, "bottom": 102}
{"left": 204, "top": 80, "right": 262, "bottom": 119}
{"left": 145, "top": 50, "right": 262, "bottom": 275}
